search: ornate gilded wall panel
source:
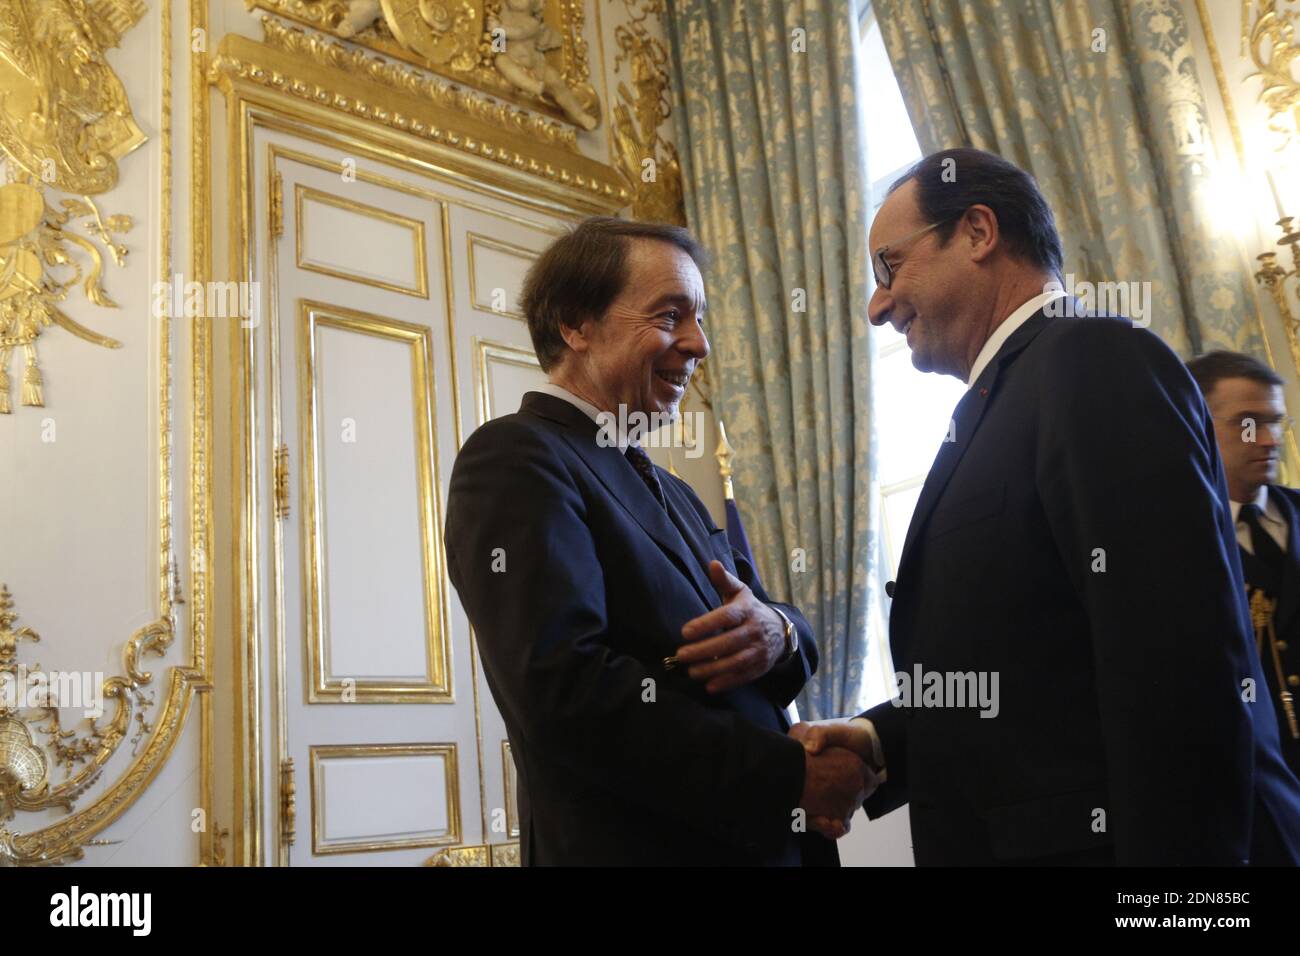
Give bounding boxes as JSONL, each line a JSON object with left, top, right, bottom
{"left": 0, "top": 0, "right": 206, "bottom": 866}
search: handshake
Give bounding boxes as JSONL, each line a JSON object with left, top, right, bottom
{"left": 791, "top": 720, "right": 882, "bottom": 840}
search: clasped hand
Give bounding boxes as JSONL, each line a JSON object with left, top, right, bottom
{"left": 674, "top": 560, "right": 788, "bottom": 694}
{"left": 790, "top": 721, "right": 881, "bottom": 839}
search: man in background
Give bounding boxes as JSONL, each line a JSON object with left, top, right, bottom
{"left": 1188, "top": 350, "right": 1300, "bottom": 789}
{"left": 445, "top": 217, "right": 866, "bottom": 865}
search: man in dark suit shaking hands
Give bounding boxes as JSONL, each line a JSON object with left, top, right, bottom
{"left": 445, "top": 217, "right": 867, "bottom": 865}
{"left": 795, "top": 148, "right": 1300, "bottom": 865}
{"left": 1188, "top": 350, "right": 1300, "bottom": 795}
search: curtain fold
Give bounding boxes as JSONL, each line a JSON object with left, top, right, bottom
{"left": 666, "top": 0, "right": 880, "bottom": 717}
{"left": 874, "top": 0, "right": 1260, "bottom": 356}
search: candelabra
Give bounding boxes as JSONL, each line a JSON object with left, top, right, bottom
{"left": 1256, "top": 217, "right": 1300, "bottom": 375}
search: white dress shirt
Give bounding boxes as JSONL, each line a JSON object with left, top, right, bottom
{"left": 534, "top": 382, "right": 603, "bottom": 422}
{"left": 533, "top": 383, "right": 628, "bottom": 451}
{"left": 966, "top": 290, "right": 1069, "bottom": 387}
{"left": 1231, "top": 485, "right": 1289, "bottom": 554}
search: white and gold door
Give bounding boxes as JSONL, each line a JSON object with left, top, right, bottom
{"left": 251, "top": 119, "right": 565, "bottom": 865}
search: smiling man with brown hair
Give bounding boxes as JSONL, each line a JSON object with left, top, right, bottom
{"left": 444, "top": 217, "right": 866, "bottom": 865}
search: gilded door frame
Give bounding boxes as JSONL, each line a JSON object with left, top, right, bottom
{"left": 209, "top": 28, "right": 628, "bottom": 866}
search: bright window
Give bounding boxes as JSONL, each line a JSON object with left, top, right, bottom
{"left": 858, "top": 4, "right": 967, "bottom": 707}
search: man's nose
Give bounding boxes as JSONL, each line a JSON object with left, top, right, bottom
{"left": 682, "top": 322, "right": 710, "bottom": 359}
{"left": 868, "top": 284, "right": 891, "bottom": 327}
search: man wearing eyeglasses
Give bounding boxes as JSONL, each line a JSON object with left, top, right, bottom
{"left": 1187, "top": 350, "right": 1300, "bottom": 784}
{"left": 792, "top": 147, "right": 1300, "bottom": 865}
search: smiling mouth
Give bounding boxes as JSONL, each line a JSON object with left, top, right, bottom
{"left": 655, "top": 369, "right": 691, "bottom": 389}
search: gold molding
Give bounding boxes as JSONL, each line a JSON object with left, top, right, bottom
{"left": 500, "top": 738, "right": 519, "bottom": 838}
{"left": 310, "top": 742, "right": 461, "bottom": 854}
{"left": 212, "top": 28, "right": 631, "bottom": 210}
{"left": 466, "top": 230, "right": 538, "bottom": 318}
{"left": 269, "top": 141, "right": 571, "bottom": 232}
{"left": 472, "top": 336, "right": 541, "bottom": 425}
{"left": 193, "top": 0, "right": 221, "bottom": 868}
{"left": 490, "top": 841, "right": 520, "bottom": 866}
{"left": 294, "top": 183, "right": 431, "bottom": 297}
{"left": 258, "top": 16, "right": 581, "bottom": 151}
{"left": 249, "top": 1, "right": 597, "bottom": 128}
{"left": 267, "top": 144, "right": 292, "bottom": 867}
{"left": 298, "top": 300, "right": 453, "bottom": 703}
{"left": 422, "top": 840, "right": 519, "bottom": 865}
{"left": 0, "top": 586, "right": 168, "bottom": 830}
{"left": 424, "top": 843, "right": 487, "bottom": 865}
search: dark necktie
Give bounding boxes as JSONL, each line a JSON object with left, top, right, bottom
{"left": 1240, "top": 502, "right": 1286, "bottom": 579}
{"left": 625, "top": 443, "right": 666, "bottom": 509}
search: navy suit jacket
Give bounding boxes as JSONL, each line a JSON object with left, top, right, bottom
{"left": 1239, "top": 484, "right": 1300, "bottom": 783}
{"left": 445, "top": 391, "right": 835, "bottom": 865}
{"left": 862, "top": 308, "right": 1300, "bottom": 865}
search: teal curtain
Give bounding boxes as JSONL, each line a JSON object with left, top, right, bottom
{"left": 874, "top": 0, "right": 1261, "bottom": 357}
{"left": 666, "top": 0, "right": 880, "bottom": 717}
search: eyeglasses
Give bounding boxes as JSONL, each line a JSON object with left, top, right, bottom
{"left": 871, "top": 220, "right": 948, "bottom": 289}
{"left": 1214, "top": 414, "right": 1294, "bottom": 434}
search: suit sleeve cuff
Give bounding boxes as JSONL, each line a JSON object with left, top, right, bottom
{"left": 851, "top": 716, "right": 887, "bottom": 782}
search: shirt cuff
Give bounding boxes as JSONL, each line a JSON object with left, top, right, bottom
{"left": 851, "top": 716, "right": 887, "bottom": 782}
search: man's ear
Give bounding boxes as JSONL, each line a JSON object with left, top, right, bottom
{"left": 557, "top": 317, "right": 591, "bottom": 355}
{"left": 963, "top": 203, "right": 1000, "bottom": 264}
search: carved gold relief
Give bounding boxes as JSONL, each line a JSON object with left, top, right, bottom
{"left": 0, "top": 181, "right": 133, "bottom": 412}
{"left": 0, "top": 0, "right": 146, "bottom": 411}
{"left": 488, "top": 0, "right": 597, "bottom": 129}
{"left": 1244, "top": 0, "right": 1300, "bottom": 153}
{"left": 0, "top": 583, "right": 172, "bottom": 865}
{"left": 421, "top": 841, "right": 519, "bottom": 865}
{"left": 610, "top": 0, "right": 683, "bottom": 224}
{"left": 0, "top": 0, "right": 147, "bottom": 194}
{"left": 259, "top": 16, "right": 579, "bottom": 151}
{"left": 249, "top": 0, "right": 600, "bottom": 129}
{"left": 423, "top": 843, "right": 488, "bottom": 865}
{"left": 214, "top": 27, "right": 630, "bottom": 210}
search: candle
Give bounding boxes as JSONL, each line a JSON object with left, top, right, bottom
{"left": 1267, "top": 169, "right": 1287, "bottom": 221}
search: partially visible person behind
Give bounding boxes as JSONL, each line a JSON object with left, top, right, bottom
{"left": 1188, "top": 350, "right": 1300, "bottom": 781}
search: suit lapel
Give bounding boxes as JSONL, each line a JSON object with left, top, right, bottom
{"left": 522, "top": 392, "right": 717, "bottom": 610}
{"left": 897, "top": 310, "right": 1056, "bottom": 579}
{"left": 662, "top": 478, "right": 726, "bottom": 610}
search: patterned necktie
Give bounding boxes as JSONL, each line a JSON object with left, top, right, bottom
{"left": 625, "top": 443, "right": 666, "bottom": 509}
